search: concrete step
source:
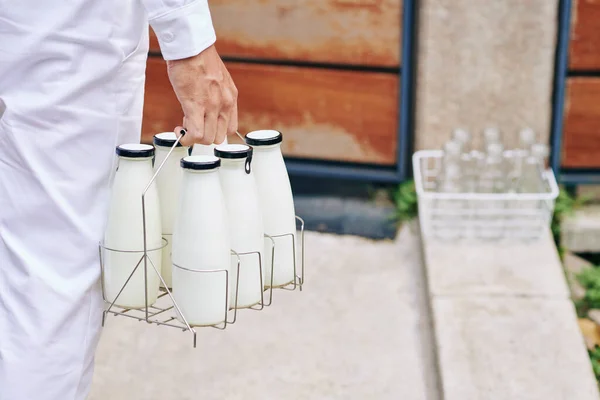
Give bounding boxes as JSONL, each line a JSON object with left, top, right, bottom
{"left": 432, "top": 296, "right": 599, "bottom": 400}
{"left": 562, "top": 204, "right": 600, "bottom": 253}
{"left": 419, "top": 201, "right": 600, "bottom": 400}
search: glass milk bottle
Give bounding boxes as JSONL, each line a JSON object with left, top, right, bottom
{"left": 171, "top": 155, "right": 231, "bottom": 327}
{"left": 518, "top": 143, "right": 549, "bottom": 194}
{"left": 191, "top": 136, "right": 228, "bottom": 156}
{"left": 103, "top": 144, "right": 162, "bottom": 308}
{"left": 153, "top": 132, "right": 189, "bottom": 289}
{"left": 452, "top": 128, "right": 471, "bottom": 152}
{"left": 215, "top": 144, "right": 265, "bottom": 308}
{"left": 436, "top": 163, "right": 465, "bottom": 240}
{"left": 483, "top": 127, "right": 501, "bottom": 148}
{"left": 511, "top": 128, "right": 536, "bottom": 182}
{"left": 245, "top": 130, "right": 297, "bottom": 288}
{"left": 477, "top": 143, "right": 507, "bottom": 240}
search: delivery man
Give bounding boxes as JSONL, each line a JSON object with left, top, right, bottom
{"left": 0, "top": 1, "right": 236, "bottom": 398}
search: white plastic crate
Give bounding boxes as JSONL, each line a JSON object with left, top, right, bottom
{"left": 412, "top": 150, "right": 559, "bottom": 242}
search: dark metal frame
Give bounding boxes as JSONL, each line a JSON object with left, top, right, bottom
{"left": 551, "top": 0, "right": 600, "bottom": 185}
{"left": 283, "top": 0, "right": 417, "bottom": 183}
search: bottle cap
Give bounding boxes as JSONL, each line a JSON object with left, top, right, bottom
{"left": 531, "top": 143, "right": 549, "bottom": 159}
{"left": 116, "top": 144, "right": 155, "bottom": 158}
{"left": 180, "top": 155, "right": 221, "bottom": 171}
{"left": 483, "top": 127, "right": 500, "bottom": 142}
{"left": 214, "top": 144, "right": 252, "bottom": 159}
{"left": 452, "top": 128, "right": 471, "bottom": 145}
{"left": 245, "top": 130, "right": 283, "bottom": 146}
{"left": 443, "top": 140, "right": 462, "bottom": 156}
{"left": 215, "top": 144, "right": 253, "bottom": 173}
{"left": 153, "top": 132, "right": 184, "bottom": 148}
{"left": 519, "top": 128, "right": 536, "bottom": 146}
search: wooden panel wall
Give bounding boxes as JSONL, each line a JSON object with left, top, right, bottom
{"left": 142, "top": 59, "right": 399, "bottom": 165}
{"left": 563, "top": 78, "right": 600, "bottom": 168}
{"left": 144, "top": 0, "right": 403, "bottom": 166}
{"left": 150, "top": 0, "right": 402, "bottom": 67}
{"left": 569, "top": 0, "right": 600, "bottom": 71}
{"left": 563, "top": 0, "right": 600, "bottom": 169}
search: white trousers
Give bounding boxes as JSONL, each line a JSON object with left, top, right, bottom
{"left": 0, "top": 1, "right": 149, "bottom": 398}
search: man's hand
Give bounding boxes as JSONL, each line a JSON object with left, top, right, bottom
{"left": 166, "top": 45, "right": 238, "bottom": 147}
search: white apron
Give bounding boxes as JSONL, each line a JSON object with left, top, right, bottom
{"left": 0, "top": 1, "right": 149, "bottom": 398}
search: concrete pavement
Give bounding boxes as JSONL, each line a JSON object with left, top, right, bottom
{"left": 89, "top": 225, "right": 440, "bottom": 400}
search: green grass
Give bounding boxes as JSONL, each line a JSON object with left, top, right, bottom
{"left": 552, "top": 189, "right": 591, "bottom": 259}
{"left": 576, "top": 267, "right": 600, "bottom": 317}
{"left": 391, "top": 180, "right": 418, "bottom": 223}
{"left": 590, "top": 346, "right": 600, "bottom": 382}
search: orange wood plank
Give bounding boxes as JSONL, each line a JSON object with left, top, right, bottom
{"left": 150, "top": 0, "right": 402, "bottom": 67}
{"left": 141, "top": 58, "right": 183, "bottom": 144}
{"left": 569, "top": 0, "right": 600, "bottom": 70}
{"left": 562, "top": 77, "right": 600, "bottom": 168}
{"left": 142, "top": 58, "right": 399, "bottom": 165}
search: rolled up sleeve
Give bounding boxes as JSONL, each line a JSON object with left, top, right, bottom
{"left": 142, "top": 0, "right": 216, "bottom": 60}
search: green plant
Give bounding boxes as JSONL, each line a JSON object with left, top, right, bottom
{"left": 552, "top": 188, "right": 591, "bottom": 258}
{"left": 392, "top": 180, "right": 418, "bottom": 223}
{"left": 576, "top": 267, "right": 600, "bottom": 317}
{"left": 589, "top": 346, "right": 600, "bottom": 382}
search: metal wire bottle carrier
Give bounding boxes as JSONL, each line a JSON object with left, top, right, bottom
{"left": 99, "top": 132, "right": 305, "bottom": 348}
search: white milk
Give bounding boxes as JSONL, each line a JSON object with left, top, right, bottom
{"left": 191, "top": 136, "right": 228, "bottom": 156}
{"left": 103, "top": 144, "right": 162, "bottom": 309}
{"left": 153, "top": 132, "right": 189, "bottom": 288}
{"left": 215, "top": 144, "right": 264, "bottom": 308}
{"left": 171, "top": 155, "right": 231, "bottom": 327}
{"left": 245, "top": 130, "right": 296, "bottom": 288}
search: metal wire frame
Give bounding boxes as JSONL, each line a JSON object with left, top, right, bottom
{"left": 262, "top": 216, "right": 306, "bottom": 306}
{"left": 99, "top": 131, "right": 306, "bottom": 347}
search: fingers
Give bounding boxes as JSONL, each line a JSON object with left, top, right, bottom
{"left": 177, "top": 113, "right": 204, "bottom": 147}
{"left": 224, "top": 69, "right": 239, "bottom": 136}
{"left": 168, "top": 47, "right": 239, "bottom": 147}
{"left": 203, "top": 112, "right": 218, "bottom": 146}
{"left": 227, "top": 99, "right": 238, "bottom": 137}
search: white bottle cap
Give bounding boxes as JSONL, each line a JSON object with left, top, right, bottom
{"left": 153, "top": 132, "right": 185, "bottom": 148}
{"left": 519, "top": 128, "right": 536, "bottom": 146}
{"left": 116, "top": 143, "right": 155, "bottom": 158}
{"left": 444, "top": 140, "right": 462, "bottom": 156}
{"left": 180, "top": 155, "right": 221, "bottom": 170}
{"left": 214, "top": 144, "right": 252, "bottom": 159}
{"left": 531, "top": 143, "right": 549, "bottom": 159}
{"left": 452, "top": 128, "right": 471, "bottom": 145}
{"left": 245, "top": 130, "right": 283, "bottom": 146}
{"left": 483, "top": 127, "right": 500, "bottom": 143}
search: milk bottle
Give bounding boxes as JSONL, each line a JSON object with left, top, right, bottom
{"left": 244, "top": 130, "right": 296, "bottom": 288}
{"left": 171, "top": 155, "right": 232, "bottom": 327}
{"left": 103, "top": 144, "right": 162, "bottom": 308}
{"left": 153, "top": 132, "right": 189, "bottom": 288}
{"left": 191, "top": 136, "right": 228, "bottom": 156}
{"left": 215, "top": 144, "right": 264, "bottom": 308}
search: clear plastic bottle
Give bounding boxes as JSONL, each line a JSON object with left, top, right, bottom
{"left": 438, "top": 140, "right": 462, "bottom": 191}
{"left": 478, "top": 143, "right": 506, "bottom": 194}
{"left": 483, "top": 127, "right": 501, "bottom": 148}
{"left": 476, "top": 143, "right": 506, "bottom": 240}
{"left": 518, "top": 143, "right": 549, "bottom": 194}
{"left": 515, "top": 143, "right": 549, "bottom": 239}
{"left": 507, "top": 128, "right": 536, "bottom": 192}
{"left": 435, "top": 163, "right": 465, "bottom": 240}
{"left": 452, "top": 128, "right": 471, "bottom": 153}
